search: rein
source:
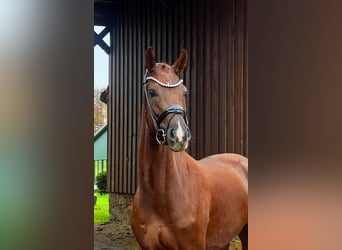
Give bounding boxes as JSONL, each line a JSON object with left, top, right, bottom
{"left": 142, "top": 70, "right": 189, "bottom": 144}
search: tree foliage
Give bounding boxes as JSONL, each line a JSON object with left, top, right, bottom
{"left": 95, "top": 172, "right": 107, "bottom": 194}
{"left": 94, "top": 88, "right": 107, "bottom": 133}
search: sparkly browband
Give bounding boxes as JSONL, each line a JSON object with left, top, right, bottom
{"left": 143, "top": 70, "right": 183, "bottom": 88}
{"left": 145, "top": 76, "right": 183, "bottom": 88}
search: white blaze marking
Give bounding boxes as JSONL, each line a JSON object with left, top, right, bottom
{"left": 176, "top": 121, "right": 184, "bottom": 141}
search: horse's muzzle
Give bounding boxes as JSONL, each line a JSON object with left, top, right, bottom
{"left": 166, "top": 119, "right": 191, "bottom": 152}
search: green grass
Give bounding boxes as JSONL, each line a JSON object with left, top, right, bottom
{"left": 94, "top": 191, "right": 110, "bottom": 224}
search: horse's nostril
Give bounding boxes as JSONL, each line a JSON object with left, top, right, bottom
{"left": 187, "top": 129, "right": 191, "bottom": 140}
{"left": 170, "top": 129, "right": 175, "bottom": 138}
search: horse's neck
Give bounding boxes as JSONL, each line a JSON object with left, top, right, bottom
{"left": 138, "top": 123, "right": 188, "bottom": 194}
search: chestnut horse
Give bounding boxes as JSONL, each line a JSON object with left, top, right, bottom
{"left": 131, "top": 48, "right": 248, "bottom": 250}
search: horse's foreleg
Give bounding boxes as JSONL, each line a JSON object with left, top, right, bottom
{"left": 238, "top": 224, "right": 248, "bottom": 250}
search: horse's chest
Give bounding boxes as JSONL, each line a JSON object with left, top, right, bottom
{"left": 137, "top": 217, "right": 177, "bottom": 249}
{"left": 132, "top": 190, "right": 209, "bottom": 249}
{"left": 136, "top": 212, "right": 204, "bottom": 249}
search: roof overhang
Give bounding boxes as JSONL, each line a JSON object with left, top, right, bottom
{"left": 94, "top": 0, "right": 120, "bottom": 26}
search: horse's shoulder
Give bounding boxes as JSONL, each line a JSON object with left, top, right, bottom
{"left": 215, "top": 153, "right": 247, "bottom": 163}
{"left": 223, "top": 153, "right": 248, "bottom": 174}
{"left": 197, "top": 153, "right": 248, "bottom": 184}
{"left": 199, "top": 153, "right": 247, "bottom": 168}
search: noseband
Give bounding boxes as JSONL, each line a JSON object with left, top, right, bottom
{"left": 143, "top": 71, "right": 189, "bottom": 144}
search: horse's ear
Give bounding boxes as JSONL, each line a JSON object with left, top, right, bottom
{"left": 145, "top": 47, "right": 156, "bottom": 73}
{"left": 172, "top": 49, "right": 188, "bottom": 75}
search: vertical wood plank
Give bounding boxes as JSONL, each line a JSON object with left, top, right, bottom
{"left": 203, "top": 0, "right": 212, "bottom": 157}
{"left": 218, "top": 0, "right": 227, "bottom": 153}
{"left": 227, "top": 0, "right": 235, "bottom": 153}
{"left": 242, "top": 0, "right": 248, "bottom": 157}
{"left": 211, "top": 0, "right": 219, "bottom": 154}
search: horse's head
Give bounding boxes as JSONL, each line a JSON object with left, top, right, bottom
{"left": 143, "top": 47, "right": 191, "bottom": 152}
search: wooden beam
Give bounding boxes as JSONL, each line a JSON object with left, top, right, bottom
{"left": 94, "top": 31, "right": 110, "bottom": 54}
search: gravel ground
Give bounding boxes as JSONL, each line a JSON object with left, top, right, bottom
{"left": 94, "top": 222, "right": 242, "bottom": 250}
{"left": 94, "top": 222, "right": 139, "bottom": 250}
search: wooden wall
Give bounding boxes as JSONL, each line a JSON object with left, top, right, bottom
{"left": 107, "top": 0, "right": 247, "bottom": 194}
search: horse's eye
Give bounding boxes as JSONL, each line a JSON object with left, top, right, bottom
{"left": 148, "top": 89, "right": 158, "bottom": 98}
{"left": 183, "top": 90, "right": 189, "bottom": 97}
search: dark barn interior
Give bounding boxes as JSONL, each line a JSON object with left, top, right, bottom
{"left": 95, "top": 0, "right": 247, "bottom": 201}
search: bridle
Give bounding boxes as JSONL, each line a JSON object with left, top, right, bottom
{"left": 143, "top": 70, "right": 189, "bottom": 144}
